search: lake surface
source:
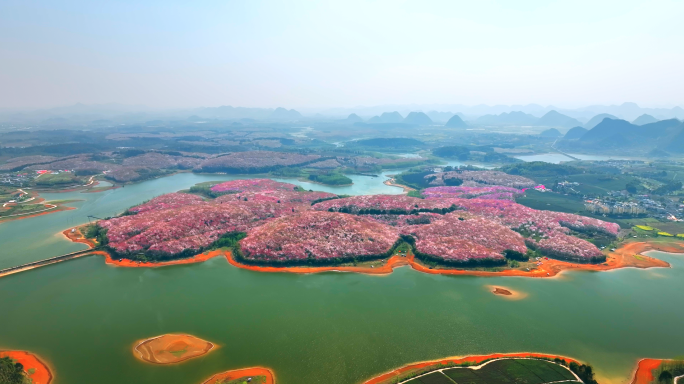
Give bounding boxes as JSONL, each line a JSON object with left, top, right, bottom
{"left": 0, "top": 173, "right": 683, "bottom": 384}
{"left": 515, "top": 153, "right": 629, "bottom": 164}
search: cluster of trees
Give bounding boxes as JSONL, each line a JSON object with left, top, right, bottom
{"left": 500, "top": 161, "right": 580, "bottom": 177}
{"left": 0, "top": 357, "right": 25, "bottom": 384}
{"left": 308, "top": 172, "right": 352, "bottom": 186}
{"left": 327, "top": 205, "right": 459, "bottom": 215}
{"left": 433, "top": 145, "right": 520, "bottom": 164}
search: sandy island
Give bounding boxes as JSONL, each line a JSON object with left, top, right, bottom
{"left": 486, "top": 285, "right": 527, "bottom": 300}
{"left": 0, "top": 350, "right": 53, "bottom": 384}
{"left": 133, "top": 334, "right": 215, "bottom": 365}
{"left": 383, "top": 177, "right": 415, "bottom": 193}
{"left": 362, "top": 352, "right": 581, "bottom": 384}
{"left": 200, "top": 367, "right": 275, "bottom": 384}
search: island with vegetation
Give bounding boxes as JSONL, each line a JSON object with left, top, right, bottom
{"left": 75, "top": 172, "right": 662, "bottom": 277}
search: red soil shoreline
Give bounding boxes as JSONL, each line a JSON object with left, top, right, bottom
{"left": 200, "top": 367, "right": 275, "bottom": 384}
{"left": 362, "top": 352, "right": 581, "bottom": 384}
{"left": 222, "top": 240, "right": 675, "bottom": 278}
{"left": 0, "top": 350, "right": 53, "bottom": 384}
{"left": 629, "top": 358, "right": 684, "bottom": 384}
{"left": 62, "top": 223, "right": 678, "bottom": 276}
{"left": 0, "top": 205, "right": 74, "bottom": 223}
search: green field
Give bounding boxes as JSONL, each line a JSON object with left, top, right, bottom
{"left": 33, "top": 172, "right": 81, "bottom": 186}
{"left": 406, "top": 359, "right": 578, "bottom": 384}
{"left": 0, "top": 203, "right": 51, "bottom": 218}
{"left": 516, "top": 190, "right": 587, "bottom": 214}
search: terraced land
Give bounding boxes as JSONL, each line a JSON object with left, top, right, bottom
{"left": 405, "top": 359, "right": 580, "bottom": 384}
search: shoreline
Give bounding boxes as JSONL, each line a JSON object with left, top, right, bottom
{"left": 222, "top": 240, "right": 673, "bottom": 278}
{"left": 383, "top": 177, "right": 415, "bottom": 193}
{"left": 362, "top": 352, "right": 581, "bottom": 384}
{"left": 62, "top": 225, "right": 677, "bottom": 277}
{"left": 0, "top": 350, "right": 53, "bottom": 384}
{"left": 0, "top": 203, "right": 75, "bottom": 223}
{"left": 200, "top": 367, "right": 276, "bottom": 384}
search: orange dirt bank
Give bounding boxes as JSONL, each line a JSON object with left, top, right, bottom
{"left": 362, "top": 352, "right": 581, "bottom": 384}
{"left": 630, "top": 358, "right": 684, "bottom": 384}
{"left": 0, "top": 350, "right": 53, "bottom": 384}
{"left": 200, "top": 367, "right": 275, "bottom": 384}
{"left": 64, "top": 223, "right": 678, "bottom": 276}
{"left": 133, "top": 334, "right": 215, "bottom": 365}
{"left": 0, "top": 205, "right": 74, "bottom": 223}
{"left": 224, "top": 240, "right": 675, "bottom": 278}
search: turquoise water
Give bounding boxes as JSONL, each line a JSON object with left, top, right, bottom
{"left": 0, "top": 173, "right": 683, "bottom": 384}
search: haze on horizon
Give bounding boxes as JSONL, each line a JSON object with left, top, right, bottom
{"left": 1, "top": 0, "right": 683, "bottom": 110}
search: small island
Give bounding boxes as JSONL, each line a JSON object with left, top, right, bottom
{"left": 133, "top": 334, "right": 215, "bottom": 365}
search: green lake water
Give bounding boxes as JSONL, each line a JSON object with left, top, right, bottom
{"left": 0, "top": 173, "right": 683, "bottom": 384}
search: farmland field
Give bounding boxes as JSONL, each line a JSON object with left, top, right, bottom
{"left": 406, "top": 359, "right": 578, "bottom": 384}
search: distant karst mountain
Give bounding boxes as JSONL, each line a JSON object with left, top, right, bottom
{"left": 537, "top": 110, "right": 582, "bottom": 128}
{"left": 664, "top": 121, "right": 684, "bottom": 153}
{"left": 583, "top": 113, "right": 618, "bottom": 129}
{"left": 563, "top": 126, "right": 588, "bottom": 140}
{"left": 367, "top": 111, "right": 404, "bottom": 124}
{"left": 632, "top": 114, "right": 658, "bottom": 125}
{"left": 539, "top": 128, "right": 562, "bottom": 138}
{"left": 444, "top": 115, "right": 468, "bottom": 128}
{"left": 562, "top": 118, "right": 684, "bottom": 152}
{"left": 403, "top": 112, "right": 433, "bottom": 125}
{"left": 346, "top": 113, "right": 363, "bottom": 123}
{"left": 426, "top": 111, "right": 457, "bottom": 123}
{"left": 270, "top": 107, "right": 303, "bottom": 120}
{"left": 474, "top": 111, "right": 538, "bottom": 126}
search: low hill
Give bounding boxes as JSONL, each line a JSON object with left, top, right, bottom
{"left": 537, "top": 110, "right": 582, "bottom": 128}
{"left": 632, "top": 114, "right": 658, "bottom": 125}
{"left": 579, "top": 118, "right": 636, "bottom": 143}
{"left": 573, "top": 118, "right": 683, "bottom": 151}
{"left": 584, "top": 113, "right": 618, "bottom": 129}
{"left": 539, "top": 128, "right": 562, "bottom": 138}
{"left": 403, "top": 112, "right": 433, "bottom": 125}
{"left": 563, "top": 126, "right": 588, "bottom": 140}
{"left": 444, "top": 115, "right": 468, "bottom": 128}
{"left": 351, "top": 138, "right": 424, "bottom": 148}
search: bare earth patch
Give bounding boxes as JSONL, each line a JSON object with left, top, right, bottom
{"left": 133, "top": 334, "right": 215, "bottom": 364}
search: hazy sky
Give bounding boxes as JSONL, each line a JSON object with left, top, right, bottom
{"left": 1, "top": 0, "right": 683, "bottom": 109}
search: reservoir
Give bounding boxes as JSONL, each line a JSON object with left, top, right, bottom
{"left": 0, "top": 172, "right": 682, "bottom": 384}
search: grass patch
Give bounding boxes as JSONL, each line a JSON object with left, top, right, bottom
{"left": 515, "top": 190, "right": 586, "bottom": 214}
